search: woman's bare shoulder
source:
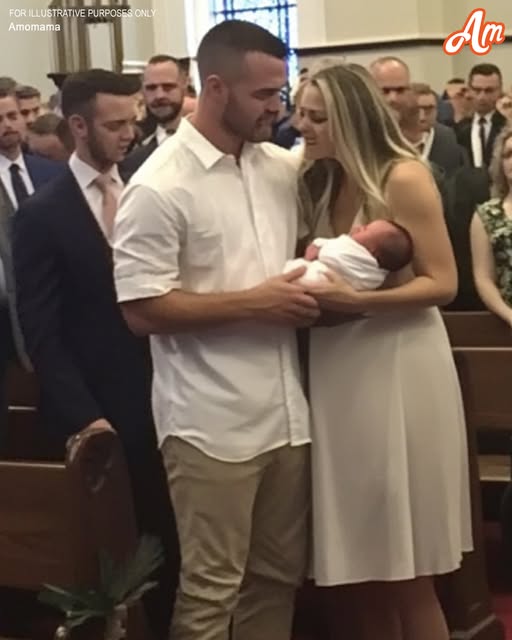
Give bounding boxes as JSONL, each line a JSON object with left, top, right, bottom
{"left": 386, "top": 159, "right": 434, "bottom": 191}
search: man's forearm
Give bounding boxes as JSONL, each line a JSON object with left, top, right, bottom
{"left": 121, "top": 288, "right": 256, "bottom": 336}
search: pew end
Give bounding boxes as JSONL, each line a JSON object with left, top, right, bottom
{"left": 0, "top": 423, "right": 153, "bottom": 640}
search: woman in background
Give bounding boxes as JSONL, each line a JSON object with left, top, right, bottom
{"left": 471, "top": 127, "right": 512, "bottom": 326}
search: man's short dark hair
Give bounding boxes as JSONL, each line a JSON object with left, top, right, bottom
{"left": 375, "top": 221, "right": 414, "bottom": 272}
{"left": 147, "top": 54, "right": 180, "bottom": 67}
{"left": 0, "top": 77, "right": 16, "bottom": 93}
{"left": 61, "top": 69, "right": 141, "bottom": 119}
{"left": 56, "top": 118, "right": 74, "bottom": 152}
{"left": 15, "top": 85, "right": 40, "bottom": 101}
{"left": 29, "top": 113, "right": 62, "bottom": 135}
{"left": 469, "top": 63, "right": 502, "bottom": 83}
{"left": 196, "top": 19, "right": 288, "bottom": 84}
{"left": 0, "top": 89, "right": 16, "bottom": 102}
{"left": 411, "top": 82, "right": 437, "bottom": 100}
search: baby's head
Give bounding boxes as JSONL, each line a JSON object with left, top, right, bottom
{"left": 350, "top": 220, "right": 413, "bottom": 272}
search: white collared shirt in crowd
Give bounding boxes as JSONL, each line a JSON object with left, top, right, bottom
{"left": 142, "top": 124, "right": 170, "bottom": 147}
{"left": 471, "top": 111, "right": 494, "bottom": 167}
{"left": 113, "top": 118, "right": 311, "bottom": 462}
{"left": 0, "top": 151, "right": 34, "bottom": 208}
{"left": 419, "top": 128, "right": 435, "bottom": 160}
{"left": 68, "top": 151, "right": 124, "bottom": 239}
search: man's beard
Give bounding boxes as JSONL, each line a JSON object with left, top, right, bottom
{"left": 150, "top": 100, "right": 183, "bottom": 126}
{"left": 88, "top": 127, "right": 111, "bottom": 169}
{"left": 0, "top": 131, "right": 21, "bottom": 153}
{"left": 222, "top": 95, "right": 274, "bottom": 143}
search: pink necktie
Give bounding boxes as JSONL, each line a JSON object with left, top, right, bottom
{"left": 94, "top": 174, "right": 118, "bottom": 239}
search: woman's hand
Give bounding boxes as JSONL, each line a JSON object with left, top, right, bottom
{"left": 306, "top": 271, "right": 364, "bottom": 313}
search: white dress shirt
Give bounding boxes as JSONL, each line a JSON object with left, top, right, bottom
{"left": 68, "top": 152, "right": 124, "bottom": 239}
{"left": 143, "top": 124, "right": 171, "bottom": 147}
{"left": 471, "top": 111, "right": 494, "bottom": 167}
{"left": 420, "top": 128, "right": 435, "bottom": 160}
{"left": 0, "top": 151, "right": 35, "bottom": 208}
{"left": 113, "top": 118, "right": 310, "bottom": 461}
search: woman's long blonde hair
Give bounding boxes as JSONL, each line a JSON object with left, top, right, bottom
{"left": 489, "top": 126, "right": 512, "bottom": 199}
{"left": 298, "top": 63, "right": 421, "bottom": 237}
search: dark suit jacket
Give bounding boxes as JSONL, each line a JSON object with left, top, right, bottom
{"left": 442, "top": 167, "right": 490, "bottom": 311}
{"left": 119, "top": 136, "right": 158, "bottom": 182}
{"left": 0, "top": 154, "right": 63, "bottom": 368}
{"left": 24, "top": 153, "right": 65, "bottom": 190}
{"left": 454, "top": 111, "right": 506, "bottom": 167}
{"left": 429, "top": 123, "right": 468, "bottom": 178}
{"left": 12, "top": 168, "right": 155, "bottom": 456}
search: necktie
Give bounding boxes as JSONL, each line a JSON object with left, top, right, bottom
{"left": 479, "top": 116, "right": 488, "bottom": 166}
{"left": 93, "top": 173, "right": 118, "bottom": 239}
{"left": 9, "top": 163, "right": 29, "bottom": 207}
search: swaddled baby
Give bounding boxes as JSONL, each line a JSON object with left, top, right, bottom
{"left": 285, "top": 219, "right": 413, "bottom": 289}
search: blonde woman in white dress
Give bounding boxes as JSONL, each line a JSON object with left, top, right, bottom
{"left": 296, "top": 63, "right": 473, "bottom": 640}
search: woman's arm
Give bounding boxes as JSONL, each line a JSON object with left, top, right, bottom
{"left": 307, "top": 161, "right": 458, "bottom": 313}
{"left": 470, "top": 213, "right": 512, "bottom": 325}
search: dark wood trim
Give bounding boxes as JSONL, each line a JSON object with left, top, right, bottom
{"left": 297, "top": 35, "right": 512, "bottom": 56}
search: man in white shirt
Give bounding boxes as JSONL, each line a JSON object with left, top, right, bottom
{"left": 113, "top": 20, "right": 318, "bottom": 640}
{"left": 455, "top": 63, "right": 506, "bottom": 168}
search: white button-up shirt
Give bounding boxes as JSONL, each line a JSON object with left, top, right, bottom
{"left": 471, "top": 111, "right": 494, "bottom": 167}
{"left": 113, "top": 118, "right": 310, "bottom": 461}
{"left": 68, "top": 152, "right": 124, "bottom": 239}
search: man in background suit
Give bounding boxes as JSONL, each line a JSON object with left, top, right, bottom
{"left": 0, "top": 181, "right": 31, "bottom": 445}
{"left": 0, "top": 90, "right": 63, "bottom": 441}
{"left": 120, "top": 54, "right": 187, "bottom": 180}
{"left": 413, "top": 82, "right": 468, "bottom": 177}
{"left": 13, "top": 69, "right": 177, "bottom": 639}
{"left": 455, "top": 64, "right": 506, "bottom": 168}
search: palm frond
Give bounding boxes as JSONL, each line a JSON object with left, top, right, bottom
{"left": 38, "top": 535, "right": 165, "bottom": 633}
{"left": 106, "top": 535, "right": 164, "bottom": 603}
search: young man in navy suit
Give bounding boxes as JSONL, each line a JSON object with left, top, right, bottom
{"left": 12, "top": 70, "right": 177, "bottom": 639}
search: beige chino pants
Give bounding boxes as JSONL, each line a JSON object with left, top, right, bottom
{"left": 162, "top": 437, "right": 311, "bottom": 640}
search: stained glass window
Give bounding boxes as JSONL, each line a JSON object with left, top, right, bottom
{"left": 209, "top": 0, "right": 298, "bottom": 86}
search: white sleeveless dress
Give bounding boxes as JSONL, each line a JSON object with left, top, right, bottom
{"left": 309, "top": 212, "right": 473, "bottom": 586}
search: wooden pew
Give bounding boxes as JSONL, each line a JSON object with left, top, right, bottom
{"left": 443, "top": 311, "right": 512, "bottom": 348}
{"left": 0, "top": 424, "right": 153, "bottom": 640}
{"left": 5, "top": 363, "right": 44, "bottom": 459}
{"left": 443, "top": 312, "right": 512, "bottom": 483}
{"left": 437, "top": 349, "right": 506, "bottom": 640}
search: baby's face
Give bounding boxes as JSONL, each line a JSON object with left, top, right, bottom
{"left": 350, "top": 220, "right": 395, "bottom": 253}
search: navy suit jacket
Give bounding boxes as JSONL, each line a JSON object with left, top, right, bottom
{"left": 12, "top": 167, "right": 156, "bottom": 456}
{"left": 24, "top": 153, "right": 65, "bottom": 190}
{"left": 0, "top": 153, "right": 64, "bottom": 368}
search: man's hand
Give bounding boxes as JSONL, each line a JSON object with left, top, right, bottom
{"left": 66, "top": 418, "right": 114, "bottom": 460}
{"left": 245, "top": 267, "right": 321, "bottom": 327}
{"left": 306, "top": 270, "right": 363, "bottom": 313}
